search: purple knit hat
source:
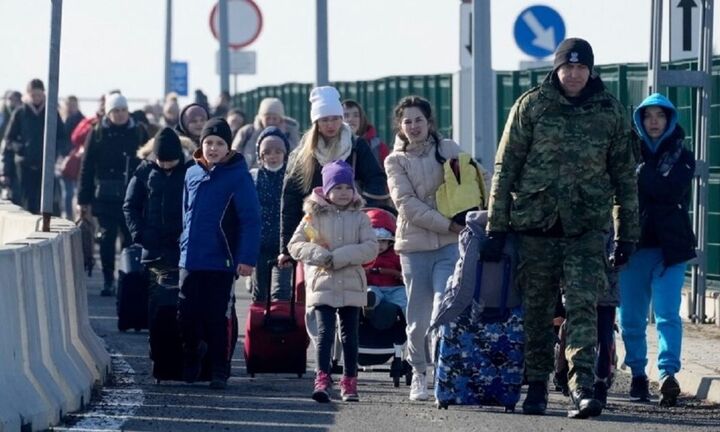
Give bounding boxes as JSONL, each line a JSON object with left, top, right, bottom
{"left": 321, "top": 160, "right": 355, "bottom": 196}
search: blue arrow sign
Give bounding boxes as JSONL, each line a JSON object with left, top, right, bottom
{"left": 513, "top": 5, "right": 565, "bottom": 59}
{"left": 170, "top": 61, "right": 188, "bottom": 96}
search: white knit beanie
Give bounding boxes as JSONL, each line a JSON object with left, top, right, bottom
{"left": 309, "top": 86, "right": 343, "bottom": 123}
{"left": 106, "top": 93, "right": 128, "bottom": 112}
{"left": 257, "top": 97, "right": 285, "bottom": 117}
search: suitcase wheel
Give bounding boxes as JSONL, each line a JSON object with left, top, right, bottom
{"left": 250, "top": 373, "right": 255, "bottom": 378}
{"left": 393, "top": 376, "right": 400, "bottom": 388}
{"left": 297, "top": 373, "right": 303, "bottom": 379}
{"left": 134, "top": 328, "right": 142, "bottom": 332}
{"left": 436, "top": 401, "right": 449, "bottom": 410}
{"left": 504, "top": 405, "right": 516, "bottom": 413}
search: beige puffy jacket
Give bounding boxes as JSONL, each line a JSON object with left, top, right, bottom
{"left": 288, "top": 188, "right": 378, "bottom": 308}
{"left": 384, "top": 136, "right": 462, "bottom": 253}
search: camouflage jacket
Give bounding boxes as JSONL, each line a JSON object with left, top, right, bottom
{"left": 487, "top": 76, "right": 639, "bottom": 242}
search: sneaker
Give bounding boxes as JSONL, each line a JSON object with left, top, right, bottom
{"left": 659, "top": 375, "right": 681, "bottom": 407}
{"left": 101, "top": 280, "right": 116, "bottom": 297}
{"left": 409, "top": 373, "right": 429, "bottom": 401}
{"left": 209, "top": 378, "right": 227, "bottom": 390}
{"left": 312, "top": 371, "right": 332, "bottom": 403}
{"left": 182, "top": 341, "right": 208, "bottom": 383}
{"left": 593, "top": 381, "right": 608, "bottom": 409}
{"left": 522, "top": 380, "right": 548, "bottom": 415}
{"left": 568, "top": 387, "right": 603, "bottom": 419}
{"left": 629, "top": 375, "right": 651, "bottom": 401}
{"left": 339, "top": 376, "right": 359, "bottom": 402}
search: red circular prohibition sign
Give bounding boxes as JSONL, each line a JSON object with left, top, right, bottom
{"left": 209, "top": 0, "right": 264, "bottom": 50}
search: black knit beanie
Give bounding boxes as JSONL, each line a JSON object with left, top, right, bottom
{"left": 553, "top": 38, "right": 594, "bottom": 72}
{"left": 199, "top": 118, "right": 233, "bottom": 146}
{"left": 153, "top": 127, "right": 183, "bottom": 162}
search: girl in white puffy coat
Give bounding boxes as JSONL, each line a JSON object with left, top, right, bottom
{"left": 288, "top": 160, "right": 377, "bottom": 403}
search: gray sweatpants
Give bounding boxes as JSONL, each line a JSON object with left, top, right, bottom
{"left": 400, "top": 243, "right": 458, "bottom": 374}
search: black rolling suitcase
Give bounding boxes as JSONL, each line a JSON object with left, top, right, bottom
{"left": 116, "top": 245, "right": 150, "bottom": 331}
{"left": 149, "top": 285, "right": 239, "bottom": 383}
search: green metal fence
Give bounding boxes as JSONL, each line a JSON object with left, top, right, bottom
{"left": 231, "top": 74, "right": 453, "bottom": 144}
{"left": 233, "top": 56, "right": 719, "bottom": 284}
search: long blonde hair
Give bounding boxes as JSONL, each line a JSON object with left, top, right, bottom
{"left": 289, "top": 123, "right": 321, "bottom": 193}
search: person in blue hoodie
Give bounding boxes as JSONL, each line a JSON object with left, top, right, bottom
{"left": 618, "top": 93, "right": 696, "bottom": 407}
{"left": 250, "top": 126, "right": 292, "bottom": 302}
{"left": 179, "top": 118, "right": 261, "bottom": 389}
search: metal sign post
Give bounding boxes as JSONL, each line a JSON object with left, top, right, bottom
{"left": 471, "top": 0, "right": 495, "bottom": 172}
{"left": 41, "top": 0, "right": 63, "bottom": 231}
{"left": 316, "top": 0, "right": 329, "bottom": 87}
{"left": 648, "top": 0, "right": 714, "bottom": 324}
{"left": 164, "top": 0, "right": 172, "bottom": 96}
{"left": 218, "top": 0, "right": 230, "bottom": 94}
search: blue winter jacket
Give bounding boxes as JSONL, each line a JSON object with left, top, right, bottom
{"left": 180, "top": 149, "right": 261, "bottom": 272}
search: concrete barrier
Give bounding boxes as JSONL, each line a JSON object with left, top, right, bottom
{"left": 0, "top": 203, "right": 110, "bottom": 431}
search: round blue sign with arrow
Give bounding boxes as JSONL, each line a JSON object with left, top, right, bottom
{"left": 513, "top": 5, "right": 565, "bottom": 59}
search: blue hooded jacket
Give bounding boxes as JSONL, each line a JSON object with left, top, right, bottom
{"left": 633, "top": 93, "right": 678, "bottom": 154}
{"left": 180, "top": 149, "right": 261, "bottom": 272}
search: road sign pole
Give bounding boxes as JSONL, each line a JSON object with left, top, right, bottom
{"left": 472, "top": 0, "right": 495, "bottom": 173}
{"left": 219, "top": 0, "right": 230, "bottom": 94}
{"left": 315, "top": 0, "right": 329, "bottom": 87}
{"left": 164, "top": 0, "right": 172, "bottom": 96}
{"left": 41, "top": 0, "right": 63, "bottom": 231}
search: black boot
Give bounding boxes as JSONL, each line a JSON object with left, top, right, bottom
{"left": 568, "top": 387, "right": 602, "bottom": 419}
{"left": 593, "top": 381, "right": 608, "bottom": 408}
{"left": 659, "top": 375, "right": 680, "bottom": 407}
{"left": 629, "top": 375, "right": 651, "bottom": 401}
{"left": 522, "top": 381, "right": 548, "bottom": 415}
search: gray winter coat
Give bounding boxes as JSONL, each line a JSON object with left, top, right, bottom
{"left": 430, "top": 210, "right": 520, "bottom": 330}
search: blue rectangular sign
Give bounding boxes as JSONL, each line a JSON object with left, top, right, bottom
{"left": 170, "top": 61, "right": 188, "bottom": 96}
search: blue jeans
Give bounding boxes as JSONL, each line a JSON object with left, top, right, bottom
{"left": 400, "top": 243, "right": 459, "bottom": 374}
{"left": 368, "top": 285, "right": 407, "bottom": 313}
{"left": 618, "top": 248, "right": 686, "bottom": 380}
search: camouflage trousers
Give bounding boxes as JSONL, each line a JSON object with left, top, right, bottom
{"left": 518, "top": 230, "right": 607, "bottom": 391}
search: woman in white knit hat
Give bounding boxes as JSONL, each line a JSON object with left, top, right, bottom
{"left": 231, "top": 97, "right": 300, "bottom": 168}
{"left": 278, "top": 86, "right": 389, "bottom": 265}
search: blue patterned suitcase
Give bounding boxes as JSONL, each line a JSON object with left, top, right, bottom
{"left": 434, "top": 256, "right": 524, "bottom": 412}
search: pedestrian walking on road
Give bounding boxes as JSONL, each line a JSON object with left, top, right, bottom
{"left": 484, "top": 38, "right": 639, "bottom": 418}
{"left": 77, "top": 92, "right": 148, "bottom": 296}
{"left": 384, "top": 95, "right": 463, "bottom": 402}
{"left": 249, "top": 126, "right": 292, "bottom": 302}
{"left": 278, "top": 86, "right": 388, "bottom": 268}
{"left": 618, "top": 93, "right": 696, "bottom": 408}
{"left": 342, "top": 99, "right": 389, "bottom": 170}
{"left": 178, "top": 118, "right": 261, "bottom": 390}
{"left": 231, "top": 97, "right": 300, "bottom": 169}
{"left": 288, "top": 160, "right": 378, "bottom": 403}
{"left": 175, "top": 103, "right": 209, "bottom": 150}
{"left": 1, "top": 79, "right": 67, "bottom": 214}
{"left": 123, "top": 127, "right": 191, "bottom": 291}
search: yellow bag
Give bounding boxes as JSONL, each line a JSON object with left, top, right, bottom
{"left": 436, "top": 153, "right": 487, "bottom": 222}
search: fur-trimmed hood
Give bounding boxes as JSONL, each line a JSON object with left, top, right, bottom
{"left": 303, "top": 186, "right": 365, "bottom": 215}
{"left": 137, "top": 134, "right": 197, "bottom": 160}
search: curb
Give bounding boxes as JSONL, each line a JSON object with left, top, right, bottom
{"left": 615, "top": 331, "right": 720, "bottom": 404}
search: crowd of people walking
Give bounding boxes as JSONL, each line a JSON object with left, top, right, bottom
{"left": 0, "top": 36, "right": 696, "bottom": 418}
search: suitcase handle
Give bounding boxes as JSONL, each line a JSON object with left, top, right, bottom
{"left": 474, "top": 254, "right": 512, "bottom": 320}
{"left": 264, "top": 259, "right": 298, "bottom": 321}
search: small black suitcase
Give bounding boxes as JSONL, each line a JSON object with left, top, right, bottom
{"left": 116, "top": 245, "right": 150, "bottom": 332}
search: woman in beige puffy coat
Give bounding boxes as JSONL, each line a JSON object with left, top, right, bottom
{"left": 288, "top": 160, "right": 377, "bottom": 403}
{"left": 384, "top": 96, "right": 463, "bottom": 402}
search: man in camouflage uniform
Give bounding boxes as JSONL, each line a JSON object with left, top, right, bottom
{"left": 482, "top": 38, "right": 639, "bottom": 418}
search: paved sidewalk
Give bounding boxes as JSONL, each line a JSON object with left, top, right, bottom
{"left": 616, "top": 322, "right": 720, "bottom": 403}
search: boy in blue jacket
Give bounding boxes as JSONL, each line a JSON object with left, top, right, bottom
{"left": 179, "top": 118, "right": 261, "bottom": 389}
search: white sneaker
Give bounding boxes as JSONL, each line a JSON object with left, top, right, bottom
{"left": 409, "top": 373, "right": 429, "bottom": 401}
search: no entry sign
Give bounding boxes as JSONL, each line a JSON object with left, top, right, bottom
{"left": 209, "top": 0, "right": 263, "bottom": 50}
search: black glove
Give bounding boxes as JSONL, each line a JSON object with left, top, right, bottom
{"left": 481, "top": 231, "right": 507, "bottom": 262}
{"left": 611, "top": 241, "right": 635, "bottom": 268}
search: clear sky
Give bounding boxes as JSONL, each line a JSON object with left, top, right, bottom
{"left": 1, "top": 0, "right": 718, "bottom": 111}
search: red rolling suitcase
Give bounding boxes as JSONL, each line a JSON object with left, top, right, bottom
{"left": 244, "top": 261, "right": 309, "bottom": 377}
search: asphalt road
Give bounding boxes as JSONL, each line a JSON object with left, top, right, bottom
{"left": 54, "top": 273, "right": 720, "bottom": 432}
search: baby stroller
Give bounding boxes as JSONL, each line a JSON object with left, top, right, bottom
{"left": 331, "top": 208, "right": 412, "bottom": 387}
